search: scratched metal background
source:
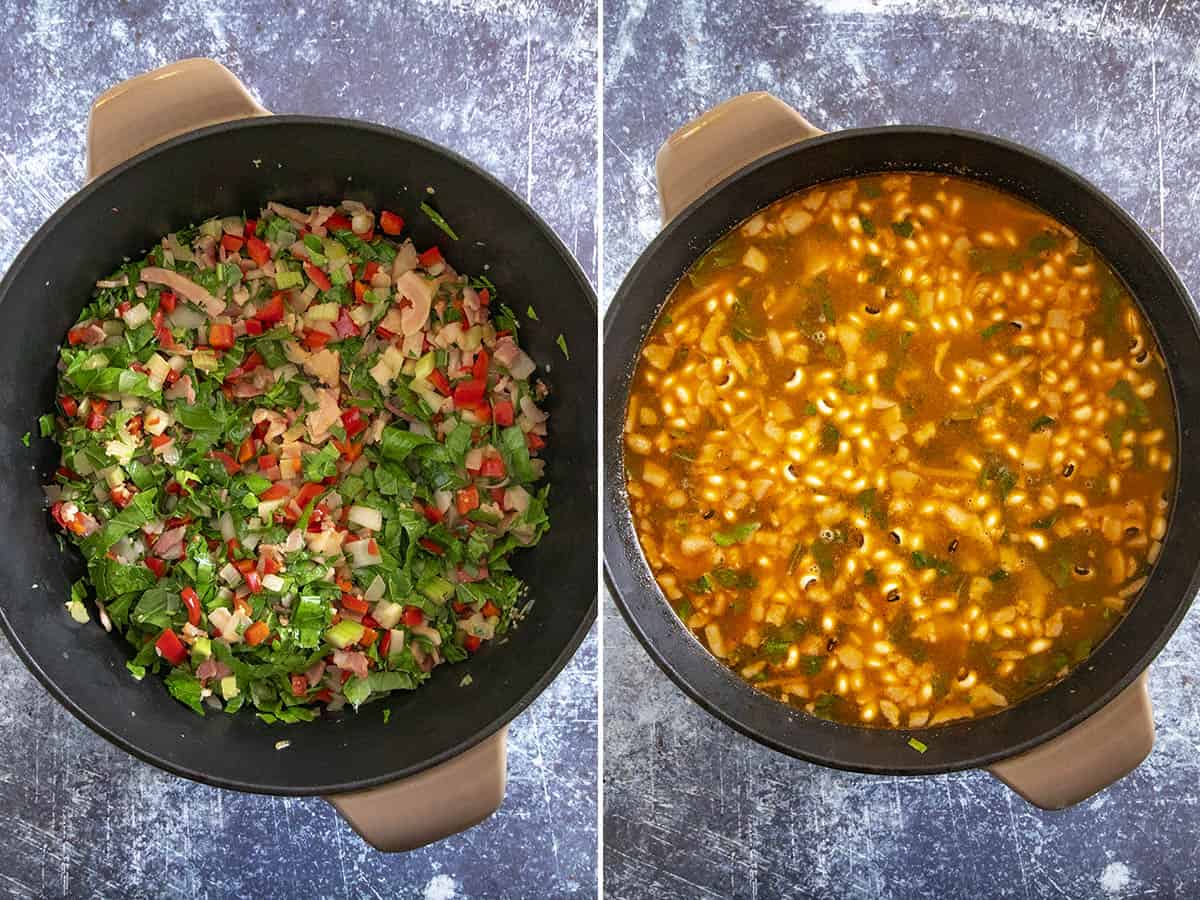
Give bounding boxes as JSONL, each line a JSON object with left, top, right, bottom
{"left": 0, "top": 1, "right": 597, "bottom": 898}
{"left": 603, "top": 1, "right": 1200, "bottom": 898}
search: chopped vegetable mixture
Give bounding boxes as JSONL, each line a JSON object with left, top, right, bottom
{"left": 44, "top": 200, "right": 551, "bottom": 721}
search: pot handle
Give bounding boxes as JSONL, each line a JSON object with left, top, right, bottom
{"left": 86, "top": 58, "right": 269, "bottom": 181}
{"left": 655, "top": 92, "right": 824, "bottom": 225}
{"left": 324, "top": 727, "right": 508, "bottom": 852}
{"left": 987, "top": 670, "right": 1153, "bottom": 809}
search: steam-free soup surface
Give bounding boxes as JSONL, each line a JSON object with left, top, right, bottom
{"left": 624, "top": 173, "right": 1174, "bottom": 729}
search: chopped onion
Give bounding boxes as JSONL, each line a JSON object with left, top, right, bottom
{"left": 218, "top": 511, "right": 236, "bottom": 542}
{"left": 344, "top": 539, "right": 381, "bottom": 569}
{"left": 121, "top": 303, "right": 151, "bottom": 328}
{"left": 364, "top": 575, "right": 386, "bottom": 605}
{"left": 504, "top": 486, "right": 531, "bottom": 514}
{"left": 347, "top": 505, "right": 382, "bottom": 531}
{"left": 262, "top": 574, "right": 286, "bottom": 593}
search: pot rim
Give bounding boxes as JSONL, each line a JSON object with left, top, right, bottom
{"left": 603, "top": 123, "right": 1200, "bottom": 775}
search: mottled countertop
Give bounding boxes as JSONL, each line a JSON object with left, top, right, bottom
{"left": 603, "top": 2, "right": 1200, "bottom": 898}
{"left": 0, "top": 1, "right": 596, "bottom": 898}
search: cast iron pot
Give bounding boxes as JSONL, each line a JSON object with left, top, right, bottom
{"left": 0, "top": 59, "right": 597, "bottom": 850}
{"left": 603, "top": 92, "right": 1200, "bottom": 808}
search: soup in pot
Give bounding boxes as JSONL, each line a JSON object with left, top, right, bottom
{"left": 623, "top": 173, "right": 1174, "bottom": 729}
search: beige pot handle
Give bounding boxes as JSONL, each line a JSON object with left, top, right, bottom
{"left": 325, "top": 727, "right": 508, "bottom": 852}
{"left": 86, "top": 57, "right": 270, "bottom": 181}
{"left": 988, "top": 670, "right": 1153, "bottom": 809}
{"left": 655, "top": 91, "right": 824, "bottom": 224}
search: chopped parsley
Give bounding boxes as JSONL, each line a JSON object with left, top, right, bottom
{"left": 712, "top": 521, "right": 760, "bottom": 547}
{"left": 1030, "top": 415, "right": 1056, "bottom": 432}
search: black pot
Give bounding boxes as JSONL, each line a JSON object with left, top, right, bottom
{"left": 603, "top": 93, "right": 1200, "bottom": 807}
{"left": 0, "top": 60, "right": 596, "bottom": 849}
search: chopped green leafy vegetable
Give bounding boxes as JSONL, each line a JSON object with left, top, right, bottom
{"left": 419, "top": 202, "right": 460, "bottom": 240}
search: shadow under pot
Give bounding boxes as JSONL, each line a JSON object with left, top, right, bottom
{"left": 0, "top": 59, "right": 597, "bottom": 850}
{"left": 603, "top": 92, "right": 1200, "bottom": 809}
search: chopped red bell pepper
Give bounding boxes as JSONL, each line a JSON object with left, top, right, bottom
{"left": 492, "top": 400, "right": 515, "bottom": 427}
{"left": 352, "top": 280, "right": 368, "bottom": 304}
{"left": 363, "top": 261, "right": 381, "bottom": 282}
{"left": 419, "top": 502, "right": 443, "bottom": 524}
{"left": 482, "top": 600, "right": 501, "bottom": 618}
{"left": 180, "top": 586, "right": 202, "bottom": 627}
{"left": 472, "top": 350, "right": 490, "bottom": 382}
{"left": 478, "top": 287, "right": 490, "bottom": 305}
{"left": 428, "top": 369, "right": 451, "bottom": 396}
{"left": 221, "top": 233, "right": 244, "bottom": 252}
{"left": 256, "top": 291, "right": 286, "bottom": 325}
{"left": 378, "top": 629, "right": 392, "bottom": 657}
{"left": 464, "top": 634, "right": 482, "bottom": 653}
{"left": 340, "top": 407, "right": 368, "bottom": 438}
{"left": 159, "top": 291, "right": 177, "bottom": 313}
{"left": 380, "top": 210, "right": 404, "bottom": 235}
{"left": 334, "top": 438, "right": 363, "bottom": 462}
{"left": 419, "top": 246, "right": 443, "bottom": 268}
{"left": 527, "top": 432, "right": 546, "bottom": 451}
{"left": 303, "top": 329, "right": 332, "bottom": 351}
{"left": 244, "top": 571, "right": 262, "bottom": 595}
{"left": 245, "top": 235, "right": 271, "bottom": 267}
{"left": 341, "top": 593, "right": 369, "bottom": 614}
{"left": 237, "top": 437, "right": 256, "bottom": 464}
{"left": 418, "top": 537, "right": 445, "bottom": 556}
{"left": 479, "top": 456, "right": 506, "bottom": 478}
{"left": 226, "top": 350, "right": 264, "bottom": 383}
{"left": 59, "top": 395, "right": 78, "bottom": 417}
{"left": 257, "top": 453, "right": 278, "bottom": 471}
{"left": 244, "top": 620, "right": 269, "bottom": 646}
{"left": 208, "top": 322, "right": 235, "bottom": 350}
{"left": 143, "top": 556, "right": 167, "bottom": 579}
{"left": 86, "top": 408, "right": 107, "bottom": 431}
{"left": 151, "top": 433, "right": 173, "bottom": 450}
{"left": 325, "top": 213, "right": 353, "bottom": 231}
{"left": 304, "top": 262, "right": 332, "bottom": 292}
{"left": 244, "top": 318, "right": 263, "bottom": 336}
{"left": 261, "top": 554, "right": 282, "bottom": 575}
{"left": 456, "top": 485, "right": 480, "bottom": 515}
{"left": 244, "top": 218, "right": 257, "bottom": 238}
{"left": 155, "top": 629, "right": 188, "bottom": 666}
{"left": 402, "top": 606, "right": 425, "bottom": 626}
{"left": 290, "top": 674, "right": 309, "bottom": 697}
{"left": 207, "top": 450, "right": 240, "bottom": 475}
{"left": 110, "top": 484, "right": 135, "bottom": 509}
{"left": 453, "top": 379, "right": 486, "bottom": 407}
{"left": 313, "top": 688, "right": 333, "bottom": 703}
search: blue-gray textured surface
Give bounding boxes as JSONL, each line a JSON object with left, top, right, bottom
{"left": 0, "top": 2, "right": 597, "bottom": 898}
{"left": 603, "top": 2, "right": 1200, "bottom": 898}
